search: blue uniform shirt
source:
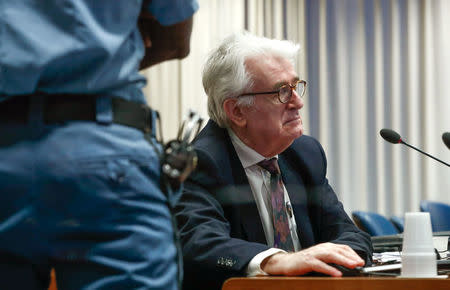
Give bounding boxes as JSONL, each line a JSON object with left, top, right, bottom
{"left": 0, "top": 0, "right": 199, "bottom": 103}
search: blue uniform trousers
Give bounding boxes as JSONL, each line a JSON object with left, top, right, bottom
{"left": 0, "top": 96, "right": 179, "bottom": 289}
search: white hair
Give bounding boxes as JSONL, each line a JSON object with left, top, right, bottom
{"left": 202, "top": 31, "right": 300, "bottom": 128}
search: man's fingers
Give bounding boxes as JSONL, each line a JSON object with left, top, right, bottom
{"left": 263, "top": 243, "right": 365, "bottom": 277}
{"left": 334, "top": 244, "right": 365, "bottom": 267}
{"left": 324, "top": 253, "right": 360, "bottom": 270}
{"left": 279, "top": 253, "right": 343, "bottom": 277}
{"left": 303, "top": 243, "right": 364, "bottom": 269}
{"left": 309, "top": 260, "right": 343, "bottom": 277}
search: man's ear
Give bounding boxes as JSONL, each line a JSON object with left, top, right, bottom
{"left": 223, "top": 98, "right": 247, "bottom": 128}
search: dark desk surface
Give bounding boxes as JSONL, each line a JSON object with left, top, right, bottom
{"left": 222, "top": 276, "right": 449, "bottom": 290}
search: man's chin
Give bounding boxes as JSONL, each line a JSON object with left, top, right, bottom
{"left": 293, "top": 129, "right": 304, "bottom": 139}
{"left": 284, "top": 122, "right": 303, "bottom": 138}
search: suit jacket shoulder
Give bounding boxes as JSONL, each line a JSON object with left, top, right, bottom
{"left": 282, "top": 134, "right": 327, "bottom": 185}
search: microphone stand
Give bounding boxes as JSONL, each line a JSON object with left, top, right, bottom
{"left": 400, "top": 140, "right": 450, "bottom": 167}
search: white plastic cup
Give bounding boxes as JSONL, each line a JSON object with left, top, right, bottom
{"left": 401, "top": 212, "right": 437, "bottom": 277}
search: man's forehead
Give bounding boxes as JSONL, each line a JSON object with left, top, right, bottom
{"left": 272, "top": 76, "right": 300, "bottom": 89}
{"left": 245, "top": 55, "right": 298, "bottom": 87}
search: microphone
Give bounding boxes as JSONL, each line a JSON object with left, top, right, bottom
{"left": 443, "top": 132, "right": 450, "bottom": 150}
{"left": 379, "top": 128, "right": 450, "bottom": 167}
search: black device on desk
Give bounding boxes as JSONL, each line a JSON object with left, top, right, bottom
{"left": 305, "top": 232, "right": 450, "bottom": 277}
{"left": 372, "top": 234, "right": 403, "bottom": 252}
{"left": 369, "top": 231, "right": 450, "bottom": 277}
{"left": 306, "top": 259, "right": 450, "bottom": 277}
{"left": 305, "top": 265, "right": 364, "bottom": 277}
{"left": 331, "top": 264, "right": 365, "bottom": 277}
{"left": 361, "top": 259, "right": 450, "bottom": 276}
{"left": 371, "top": 231, "right": 450, "bottom": 252}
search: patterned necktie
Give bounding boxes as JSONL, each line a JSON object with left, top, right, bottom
{"left": 257, "top": 158, "right": 295, "bottom": 252}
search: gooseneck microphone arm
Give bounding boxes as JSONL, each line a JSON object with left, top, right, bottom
{"left": 400, "top": 140, "right": 450, "bottom": 167}
{"left": 380, "top": 129, "right": 450, "bottom": 168}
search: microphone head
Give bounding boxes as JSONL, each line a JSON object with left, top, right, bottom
{"left": 443, "top": 132, "right": 450, "bottom": 149}
{"left": 380, "top": 128, "right": 402, "bottom": 144}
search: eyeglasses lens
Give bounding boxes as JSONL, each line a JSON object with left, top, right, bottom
{"left": 279, "top": 81, "right": 305, "bottom": 103}
{"left": 279, "top": 85, "right": 291, "bottom": 103}
{"left": 297, "top": 82, "right": 305, "bottom": 97}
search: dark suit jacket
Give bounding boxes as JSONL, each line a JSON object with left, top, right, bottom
{"left": 175, "top": 120, "right": 372, "bottom": 290}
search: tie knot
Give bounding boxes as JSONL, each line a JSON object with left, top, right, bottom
{"left": 257, "top": 158, "right": 280, "bottom": 175}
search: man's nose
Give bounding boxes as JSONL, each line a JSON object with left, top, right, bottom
{"left": 287, "top": 89, "right": 304, "bottom": 109}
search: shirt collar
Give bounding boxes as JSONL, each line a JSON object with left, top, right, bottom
{"left": 227, "top": 128, "right": 278, "bottom": 169}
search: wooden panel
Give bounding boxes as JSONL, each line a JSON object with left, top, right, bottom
{"left": 222, "top": 277, "right": 450, "bottom": 290}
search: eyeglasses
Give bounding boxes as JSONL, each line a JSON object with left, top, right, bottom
{"left": 238, "top": 80, "right": 307, "bottom": 103}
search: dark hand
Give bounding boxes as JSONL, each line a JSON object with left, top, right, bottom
{"left": 138, "top": 11, "right": 194, "bottom": 69}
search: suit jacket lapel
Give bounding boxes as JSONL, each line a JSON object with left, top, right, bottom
{"left": 211, "top": 123, "right": 267, "bottom": 245}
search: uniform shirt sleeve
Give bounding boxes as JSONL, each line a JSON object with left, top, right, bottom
{"left": 144, "top": 0, "right": 199, "bottom": 26}
{"left": 246, "top": 248, "right": 286, "bottom": 277}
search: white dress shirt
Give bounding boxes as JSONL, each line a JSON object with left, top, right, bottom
{"left": 227, "top": 129, "right": 301, "bottom": 276}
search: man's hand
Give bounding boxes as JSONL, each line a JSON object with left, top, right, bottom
{"left": 261, "top": 243, "right": 365, "bottom": 277}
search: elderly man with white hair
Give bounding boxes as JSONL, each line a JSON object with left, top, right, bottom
{"left": 175, "top": 32, "right": 372, "bottom": 290}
